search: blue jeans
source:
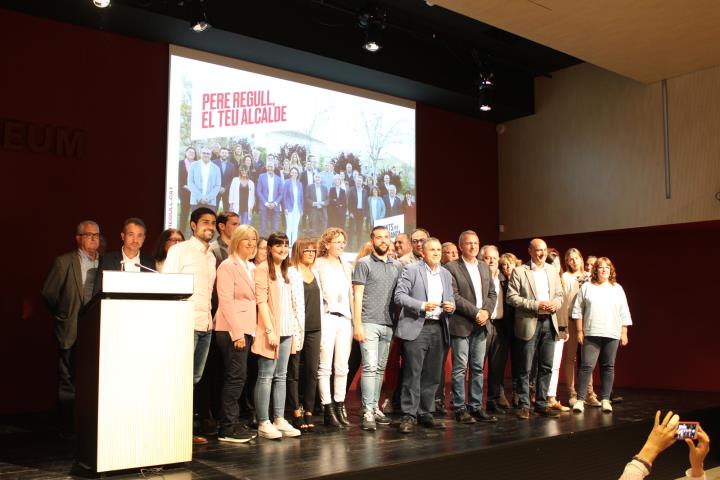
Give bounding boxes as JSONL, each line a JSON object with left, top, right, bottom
{"left": 359, "top": 323, "right": 394, "bottom": 411}
{"left": 240, "top": 211, "right": 251, "bottom": 225}
{"left": 255, "top": 336, "right": 292, "bottom": 422}
{"left": 451, "top": 327, "right": 487, "bottom": 412}
{"left": 193, "top": 330, "right": 213, "bottom": 385}
{"left": 577, "top": 336, "right": 619, "bottom": 401}
{"left": 514, "top": 318, "right": 556, "bottom": 409}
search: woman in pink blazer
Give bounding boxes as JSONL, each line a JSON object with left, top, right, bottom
{"left": 214, "top": 224, "right": 260, "bottom": 443}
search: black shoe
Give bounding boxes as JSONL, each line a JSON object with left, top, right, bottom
{"left": 218, "top": 427, "right": 257, "bottom": 443}
{"left": 435, "top": 398, "right": 448, "bottom": 415}
{"left": 534, "top": 406, "right": 561, "bottom": 418}
{"left": 335, "top": 402, "right": 351, "bottom": 426}
{"left": 399, "top": 415, "right": 415, "bottom": 433}
{"left": 486, "top": 400, "right": 507, "bottom": 415}
{"left": 418, "top": 414, "right": 445, "bottom": 429}
{"left": 454, "top": 409, "right": 476, "bottom": 424}
{"left": 324, "top": 403, "right": 341, "bottom": 427}
{"left": 470, "top": 409, "right": 498, "bottom": 423}
{"left": 361, "top": 410, "right": 377, "bottom": 431}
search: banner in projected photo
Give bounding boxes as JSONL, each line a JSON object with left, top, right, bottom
{"left": 165, "top": 49, "right": 416, "bottom": 251}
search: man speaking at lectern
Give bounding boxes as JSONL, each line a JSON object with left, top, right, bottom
{"left": 93, "top": 218, "right": 156, "bottom": 294}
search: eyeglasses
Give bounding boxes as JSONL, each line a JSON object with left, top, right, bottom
{"left": 79, "top": 233, "right": 100, "bottom": 239}
{"left": 167, "top": 237, "right": 183, "bottom": 243}
{"left": 303, "top": 249, "right": 317, "bottom": 254}
{"left": 411, "top": 239, "right": 425, "bottom": 244}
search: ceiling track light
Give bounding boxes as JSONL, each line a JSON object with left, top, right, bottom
{"left": 190, "top": 0, "right": 210, "bottom": 32}
{"left": 358, "top": 7, "right": 387, "bottom": 52}
{"left": 477, "top": 64, "right": 494, "bottom": 112}
{"left": 92, "top": 0, "right": 111, "bottom": 8}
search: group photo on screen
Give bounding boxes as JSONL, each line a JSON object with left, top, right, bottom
{"left": 166, "top": 51, "right": 417, "bottom": 251}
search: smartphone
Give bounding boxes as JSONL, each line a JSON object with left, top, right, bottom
{"left": 675, "top": 421, "right": 699, "bottom": 439}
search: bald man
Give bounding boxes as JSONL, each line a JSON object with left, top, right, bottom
{"left": 506, "top": 238, "right": 564, "bottom": 420}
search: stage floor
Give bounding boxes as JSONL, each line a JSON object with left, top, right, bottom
{"left": 1, "top": 388, "right": 719, "bottom": 480}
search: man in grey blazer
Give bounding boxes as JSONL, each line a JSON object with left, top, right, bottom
{"left": 506, "top": 238, "right": 564, "bottom": 419}
{"left": 394, "top": 237, "right": 455, "bottom": 433}
{"left": 444, "top": 231, "right": 497, "bottom": 423}
{"left": 41, "top": 220, "right": 101, "bottom": 433}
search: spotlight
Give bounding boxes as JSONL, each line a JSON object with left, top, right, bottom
{"left": 92, "top": 0, "right": 111, "bottom": 7}
{"left": 477, "top": 63, "right": 494, "bottom": 112}
{"left": 358, "top": 8, "right": 387, "bottom": 53}
{"left": 190, "top": 0, "right": 210, "bottom": 32}
{"left": 479, "top": 89, "right": 492, "bottom": 112}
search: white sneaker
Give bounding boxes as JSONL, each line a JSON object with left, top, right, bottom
{"left": 258, "top": 420, "right": 282, "bottom": 440}
{"left": 573, "top": 400, "right": 585, "bottom": 413}
{"left": 601, "top": 399, "right": 613, "bottom": 413}
{"left": 274, "top": 417, "right": 301, "bottom": 437}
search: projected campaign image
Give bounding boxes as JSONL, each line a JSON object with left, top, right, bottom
{"left": 165, "top": 49, "right": 416, "bottom": 251}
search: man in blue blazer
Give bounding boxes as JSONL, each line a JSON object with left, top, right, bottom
{"left": 394, "top": 237, "right": 455, "bottom": 433}
{"left": 188, "top": 146, "right": 222, "bottom": 212}
{"left": 256, "top": 156, "right": 284, "bottom": 237}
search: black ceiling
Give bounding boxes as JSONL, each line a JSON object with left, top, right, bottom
{"left": 0, "top": 0, "right": 581, "bottom": 122}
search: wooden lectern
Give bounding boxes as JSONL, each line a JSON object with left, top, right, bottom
{"left": 76, "top": 271, "right": 194, "bottom": 473}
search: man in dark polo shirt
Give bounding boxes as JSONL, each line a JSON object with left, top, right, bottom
{"left": 352, "top": 226, "right": 403, "bottom": 431}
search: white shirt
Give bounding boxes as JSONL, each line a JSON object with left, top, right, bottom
{"left": 316, "top": 256, "right": 352, "bottom": 319}
{"left": 306, "top": 169, "right": 314, "bottom": 185}
{"left": 462, "top": 257, "right": 483, "bottom": 309}
{"left": 530, "top": 261, "right": 550, "bottom": 302}
{"left": 571, "top": 282, "right": 632, "bottom": 339}
{"left": 121, "top": 247, "right": 140, "bottom": 272}
{"left": 315, "top": 186, "right": 323, "bottom": 207}
{"left": 424, "top": 262, "right": 443, "bottom": 319}
{"left": 200, "top": 161, "right": 211, "bottom": 196}
{"left": 356, "top": 188, "right": 364, "bottom": 209}
{"left": 491, "top": 273, "right": 504, "bottom": 319}
{"left": 163, "top": 236, "right": 217, "bottom": 331}
{"left": 267, "top": 173, "right": 275, "bottom": 203}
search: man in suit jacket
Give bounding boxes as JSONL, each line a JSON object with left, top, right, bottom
{"left": 41, "top": 220, "right": 101, "bottom": 432}
{"left": 347, "top": 176, "right": 367, "bottom": 250}
{"left": 383, "top": 184, "right": 404, "bottom": 217}
{"left": 327, "top": 174, "right": 347, "bottom": 230}
{"left": 507, "top": 238, "right": 564, "bottom": 420}
{"left": 189, "top": 146, "right": 222, "bottom": 212}
{"left": 394, "top": 237, "right": 455, "bottom": 433}
{"left": 256, "top": 156, "right": 284, "bottom": 237}
{"left": 305, "top": 174, "right": 328, "bottom": 236}
{"left": 94, "top": 217, "right": 156, "bottom": 295}
{"left": 213, "top": 146, "right": 237, "bottom": 212}
{"left": 444, "top": 231, "right": 497, "bottom": 424}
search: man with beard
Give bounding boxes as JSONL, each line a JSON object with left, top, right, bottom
{"left": 162, "top": 207, "right": 218, "bottom": 444}
{"left": 352, "top": 226, "right": 403, "bottom": 431}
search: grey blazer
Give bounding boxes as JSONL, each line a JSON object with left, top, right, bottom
{"left": 444, "top": 259, "right": 497, "bottom": 338}
{"left": 506, "top": 262, "right": 564, "bottom": 341}
{"left": 394, "top": 261, "right": 454, "bottom": 343}
{"left": 41, "top": 251, "right": 87, "bottom": 349}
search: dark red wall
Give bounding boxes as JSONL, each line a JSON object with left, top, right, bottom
{"left": 501, "top": 221, "right": 720, "bottom": 392}
{"left": 1, "top": 9, "right": 168, "bottom": 414}
{"left": 416, "top": 103, "right": 499, "bottom": 247}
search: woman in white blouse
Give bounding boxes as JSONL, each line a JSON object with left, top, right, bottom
{"left": 228, "top": 167, "right": 255, "bottom": 225}
{"left": 314, "top": 227, "right": 354, "bottom": 427}
{"left": 571, "top": 257, "right": 632, "bottom": 414}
